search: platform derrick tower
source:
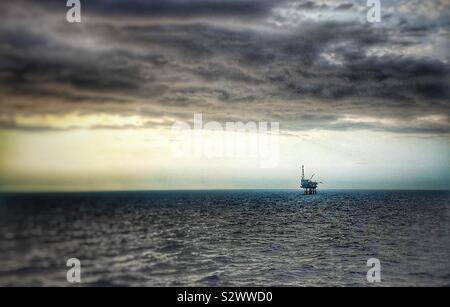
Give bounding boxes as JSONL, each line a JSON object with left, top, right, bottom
{"left": 300, "top": 165, "right": 320, "bottom": 195}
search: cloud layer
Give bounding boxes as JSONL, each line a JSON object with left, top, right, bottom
{"left": 0, "top": 0, "right": 449, "bottom": 135}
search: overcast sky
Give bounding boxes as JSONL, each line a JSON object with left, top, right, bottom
{"left": 0, "top": 0, "right": 449, "bottom": 191}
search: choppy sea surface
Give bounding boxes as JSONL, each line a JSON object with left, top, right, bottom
{"left": 0, "top": 190, "right": 449, "bottom": 287}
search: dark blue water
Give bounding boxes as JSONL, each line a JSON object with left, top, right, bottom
{"left": 0, "top": 190, "right": 449, "bottom": 286}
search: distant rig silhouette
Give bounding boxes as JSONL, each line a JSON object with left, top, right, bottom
{"left": 300, "top": 165, "right": 322, "bottom": 195}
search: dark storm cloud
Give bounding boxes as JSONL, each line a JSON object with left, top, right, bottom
{"left": 297, "top": 1, "right": 329, "bottom": 10}
{"left": 23, "top": 0, "right": 286, "bottom": 19}
{"left": 0, "top": 0, "right": 449, "bottom": 135}
{"left": 335, "top": 3, "right": 354, "bottom": 11}
{"left": 91, "top": 0, "right": 282, "bottom": 18}
{"left": 296, "top": 1, "right": 353, "bottom": 12}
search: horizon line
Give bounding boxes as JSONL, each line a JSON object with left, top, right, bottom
{"left": 1, "top": 187, "right": 449, "bottom": 195}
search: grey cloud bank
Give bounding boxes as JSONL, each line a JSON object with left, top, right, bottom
{"left": 0, "top": 0, "right": 449, "bottom": 135}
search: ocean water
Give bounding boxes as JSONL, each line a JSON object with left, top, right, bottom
{"left": 0, "top": 190, "right": 449, "bottom": 287}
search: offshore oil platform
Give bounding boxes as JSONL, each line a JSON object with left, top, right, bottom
{"left": 300, "top": 165, "right": 321, "bottom": 195}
